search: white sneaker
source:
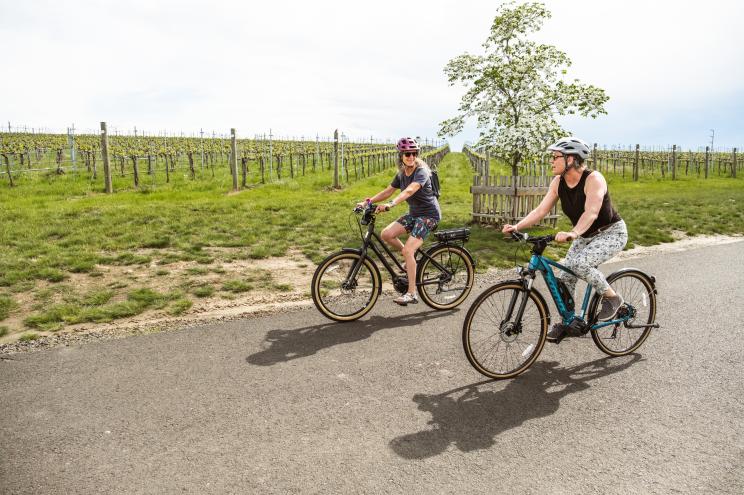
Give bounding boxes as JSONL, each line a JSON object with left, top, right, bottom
{"left": 394, "top": 293, "right": 418, "bottom": 306}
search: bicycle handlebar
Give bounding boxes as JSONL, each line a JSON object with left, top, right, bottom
{"left": 509, "top": 231, "right": 556, "bottom": 244}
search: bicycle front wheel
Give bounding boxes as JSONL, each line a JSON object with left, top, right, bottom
{"left": 589, "top": 270, "right": 657, "bottom": 356}
{"left": 417, "top": 245, "right": 474, "bottom": 310}
{"left": 311, "top": 251, "right": 380, "bottom": 322}
{"left": 462, "top": 282, "right": 548, "bottom": 379}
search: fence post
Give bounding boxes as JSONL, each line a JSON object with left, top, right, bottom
{"left": 333, "top": 129, "right": 339, "bottom": 188}
{"left": 705, "top": 146, "right": 710, "bottom": 179}
{"left": 68, "top": 125, "right": 76, "bottom": 173}
{"left": 230, "top": 128, "right": 238, "bottom": 191}
{"left": 100, "top": 122, "right": 113, "bottom": 193}
{"left": 671, "top": 144, "right": 677, "bottom": 180}
{"left": 592, "top": 143, "right": 598, "bottom": 171}
{"left": 733, "top": 148, "right": 738, "bottom": 179}
{"left": 484, "top": 149, "right": 490, "bottom": 178}
{"left": 633, "top": 144, "right": 639, "bottom": 181}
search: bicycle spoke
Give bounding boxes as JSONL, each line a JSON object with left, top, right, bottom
{"left": 591, "top": 272, "right": 656, "bottom": 355}
{"left": 418, "top": 246, "right": 473, "bottom": 309}
{"left": 312, "top": 252, "right": 378, "bottom": 321}
{"left": 464, "top": 285, "right": 546, "bottom": 378}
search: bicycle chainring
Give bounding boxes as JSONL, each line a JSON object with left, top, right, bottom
{"left": 393, "top": 275, "right": 409, "bottom": 294}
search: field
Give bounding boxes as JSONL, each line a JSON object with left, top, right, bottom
{"left": 1, "top": 151, "right": 743, "bottom": 344}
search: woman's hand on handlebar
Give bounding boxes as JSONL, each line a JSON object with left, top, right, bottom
{"left": 375, "top": 203, "right": 392, "bottom": 214}
{"left": 554, "top": 231, "right": 578, "bottom": 243}
{"left": 502, "top": 224, "right": 518, "bottom": 234}
{"left": 355, "top": 199, "right": 371, "bottom": 209}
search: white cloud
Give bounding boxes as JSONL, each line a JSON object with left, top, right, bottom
{"left": 1, "top": 0, "right": 742, "bottom": 149}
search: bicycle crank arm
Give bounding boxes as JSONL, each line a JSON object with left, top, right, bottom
{"left": 624, "top": 322, "right": 660, "bottom": 329}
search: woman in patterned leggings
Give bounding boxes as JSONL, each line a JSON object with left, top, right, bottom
{"left": 502, "top": 137, "right": 628, "bottom": 342}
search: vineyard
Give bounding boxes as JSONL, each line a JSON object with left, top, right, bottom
{"left": 463, "top": 144, "right": 741, "bottom": 180}
{"left": 0, "top": 125, "right": 449, "bottom": 191}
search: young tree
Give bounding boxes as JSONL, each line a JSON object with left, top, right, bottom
{"left": 440, "top": 2, "right": 609, "bottom": 175}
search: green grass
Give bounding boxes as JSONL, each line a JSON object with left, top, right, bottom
{"left": 18, "top": 332, "right": 40, "bottom": 342}
{"left": 0, "top": 295, "right": 18, "bottom": 320}
{"left": 222, "top": 280, "right": 254, "bottom": 293}
{"left": 1, "top": 151, "right": 743, "bottom": 335}
{"left": 192, "top": 285, "right": 215, "bottom": 298}
{"left": 22, "top": 287, "right": 182, "bottom": 331}
{"left": 167, "top": 299, "right": 193, "bottom": 316}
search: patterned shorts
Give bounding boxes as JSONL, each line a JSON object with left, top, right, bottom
{"left": 396, "top": 214, "right": 439, "bottom": 240}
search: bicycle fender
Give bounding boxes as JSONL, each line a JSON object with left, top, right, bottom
{"left": 607, "top": 267, "right": 657, "bottom": 292}
{"left": 340, "top": 248, "right": 383, "bottom": 295}
{"left": 425, "top": 243, "right": 477, "bottom": 268}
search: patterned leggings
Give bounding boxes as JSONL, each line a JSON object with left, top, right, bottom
{"left": 557, "top": 220, "right": 628, "bottom": 297}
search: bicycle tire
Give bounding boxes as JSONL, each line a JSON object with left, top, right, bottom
{"left": 589, "top": 269, "right": 657, "bottom": 356}
{"left": 462, "top": 281, "right": 549, "bottom": 379}
{"left": 311, "top": 251, "right": 380, "bottom": 322}
{"left": 417, "top": 245, "right": 474, "bottom": 310}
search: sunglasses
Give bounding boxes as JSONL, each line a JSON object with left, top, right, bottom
{"left": 551, "top": 154, "right": 564, "bottom": 161}
{"left": 403, "top": 152, "right": 418, "bottom": 158}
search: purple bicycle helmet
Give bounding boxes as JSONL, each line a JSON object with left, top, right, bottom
{"left": 396, "top": 137, "right": 420, "bottom": 152}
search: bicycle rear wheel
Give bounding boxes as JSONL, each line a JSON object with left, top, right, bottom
{"left": 417, "top": 245, "right": 474, "bottom": 310}
{"left": 589, "top": 270, "right": 657, "bottom": 356}
{"left": 311, "top": 251, "right": 380, "bottom": 322}
{"left": 462, "top": 282, "right": 548, "bottom": 379}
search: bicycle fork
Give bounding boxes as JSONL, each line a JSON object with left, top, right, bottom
{"left": 501, "top": 276, "right": 535, "bottom": 336}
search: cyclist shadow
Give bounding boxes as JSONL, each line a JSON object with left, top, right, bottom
{"left": 246, "top": 309, "right": 458, "bottom": 366}
{"left": 389, "top": 354, "right": 643, "bottom": 460}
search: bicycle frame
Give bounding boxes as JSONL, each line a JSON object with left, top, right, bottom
{"left": 527, "top": 253, "right": 628, "bottom": 330}
{"left": 344, "top": 211, "right": 464, "bottom": 292}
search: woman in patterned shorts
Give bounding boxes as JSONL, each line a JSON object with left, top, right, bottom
{"left": 356, "top": 137, "right": 441, "bottom": 306}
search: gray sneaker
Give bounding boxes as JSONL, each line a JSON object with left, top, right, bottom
{"left": 546, "top": 323, "right": 569, "bottom": 343}
{"left": 597, "top": 294, "right": 624, "bottom": 321}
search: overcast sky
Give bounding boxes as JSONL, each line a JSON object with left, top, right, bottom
{"left": 1, "top": 0, "right": 742, "bottom": 150}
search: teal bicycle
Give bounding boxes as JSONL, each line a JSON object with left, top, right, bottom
{"left": 462, "top": 232, "right": 659, "bottom": 379}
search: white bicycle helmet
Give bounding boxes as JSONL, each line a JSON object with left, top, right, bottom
{"left": 547, "top": 137, "right": 591, "bottom": 161}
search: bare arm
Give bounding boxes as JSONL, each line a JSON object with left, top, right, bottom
{"left": 376, "top": 182, "right": 421, "bottom": 213}
{"left": 358, "top": 186, "right": 396, "bottom": 207}
{"left": 502, "top": 177, "right": 559, "bottom": 233}
{"left": 391, "top": 182, "right": 421, "bottom": 206}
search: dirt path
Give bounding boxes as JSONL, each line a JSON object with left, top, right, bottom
{"left": 1, "top": 233, "right": 740, "bottom": 354}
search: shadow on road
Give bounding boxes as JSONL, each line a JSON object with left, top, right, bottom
{"left": 246, "top": 309, "right": 459, "bottom": 366}
{"left": 390, "top": 354, "right": 643, "bottom": 459}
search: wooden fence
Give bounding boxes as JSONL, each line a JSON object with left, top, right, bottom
{"left": 470, "top": 174, "right": 558, "bottom": 228}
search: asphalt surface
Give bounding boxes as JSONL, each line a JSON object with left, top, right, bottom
{"left": 1, "top": 241, "right": 743, "bottom": 494}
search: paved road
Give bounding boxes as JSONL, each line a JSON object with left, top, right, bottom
{"left": 2, "top": 241, "right": 743, "bottom": 494}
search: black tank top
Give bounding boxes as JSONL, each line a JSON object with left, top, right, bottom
{"left": 558, "top": 169, "right": 621, "bottom": 236}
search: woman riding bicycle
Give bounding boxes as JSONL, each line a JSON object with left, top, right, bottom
{"left": 356, "top": 137, "right": 441, "bottom": 306}
{"left": 502, "top": 137, "right": 628, "bottom": 342}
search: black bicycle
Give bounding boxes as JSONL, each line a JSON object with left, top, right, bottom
{"left": 462, "top": 232, "right": 659, "bottom": 379}
{"left": 311, "top": 203, "right": 476, "bottom": 321}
